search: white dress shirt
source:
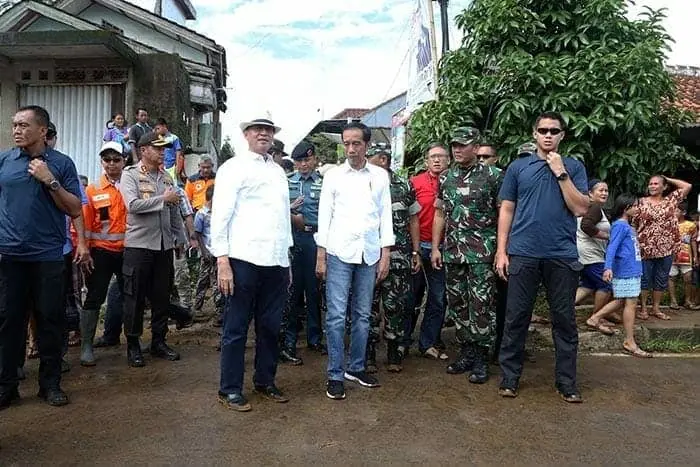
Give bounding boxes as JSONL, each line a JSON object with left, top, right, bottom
{"left": 315, "top": 160, "right": 394, "bottom": 265}
{"left": 210, "top": 149, "right": 292, "bottom": 267}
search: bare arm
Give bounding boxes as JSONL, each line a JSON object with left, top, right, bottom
{"left": 410, "top": 214, "right": 420, "bottom": 253}
{"left": 49, "top": 187, "right": 82, "bottom": 218}
{"left": 665, "top": 176, "right": 692, "bottom": 198}
{"left": 431, "top": 208, "right": 445, "bottom": 251}
{"left": 580, "top": 204, "right": 609, "bottom": 240}
{"left": 558, "top": 178, "right": 590, "bottom": 217}
{"left": 496, "top": 201, "right": 515, "bottom": 254}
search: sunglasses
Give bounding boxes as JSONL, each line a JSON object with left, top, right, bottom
{"left": 536, "top": 128, "right": 563, "bottom": 136}
{"left": 102, "top": 157, "right": 123, "bottom": 163}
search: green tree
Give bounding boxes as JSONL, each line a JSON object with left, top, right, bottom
{"left": 219, "top": 136, "right": 235, "bottom": 165}
{"left": 308, "top": 133, "right": 342, "bottom": 165}
{"left": 407, "top": 0, "right": 697, "bottom": 191}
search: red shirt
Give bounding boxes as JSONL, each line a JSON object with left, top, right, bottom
{"left": 411, "top": 171, "right": 440, "bottom": 243}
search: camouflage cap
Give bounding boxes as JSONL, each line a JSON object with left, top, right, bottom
{"left": 517, "top": 142, "right": 537, "bottom": 156}
{"left": 367, "top": 141, "right": 392, "bottom": 157}
{"left": 450, "top": 126, "right": 480, "bottom": 145}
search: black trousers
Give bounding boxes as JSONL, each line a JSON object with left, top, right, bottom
{"left": 84, "top": 248, "right": 124, "bottom": 312}
{"left": 122, "top": 248, "right": 173, "bottom": 342}
{"left": 498, "top": 256, "right": 581, "bottom": 391}
{"left": 0, "top": 258, "right": 65, "bottom": 392}
{"left": 492, "top": 277, "right": 508, "bottom": 361}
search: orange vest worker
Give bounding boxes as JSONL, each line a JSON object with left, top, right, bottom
{"left": 83, "top": 174, "right": 127, "bottom": 252}
{"left": 185, "top": 174, "right": 215, "bottom": 211}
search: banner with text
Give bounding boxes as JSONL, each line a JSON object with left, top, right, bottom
{"left": 406, "top": 0, "right": 437, "bottom": 114}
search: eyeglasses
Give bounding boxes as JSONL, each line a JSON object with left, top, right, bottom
{"left": 102, "top": 157, "right": 123, "bottom": 163}
{"left": 536, "top": 128, "right": 563, "bottom": 136}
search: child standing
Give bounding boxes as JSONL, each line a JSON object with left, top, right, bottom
{"left": 597, "top": 194, "right": 652, "bottom": 357}
{"left": 194, "top": 185, "right": 224, "bottom": 325}
{"left": 669, "top": 204, "right": 698, "bottom": 309}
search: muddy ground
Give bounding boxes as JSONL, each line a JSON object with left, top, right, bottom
{"left": 2, "top": 340, "right": 699, "bottom": 466}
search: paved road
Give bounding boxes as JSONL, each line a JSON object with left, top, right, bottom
{"left": 3, "top": 344, "right": 699, "bottom": 465}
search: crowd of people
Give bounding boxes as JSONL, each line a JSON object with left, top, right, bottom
{"left": 0, "top": 105, "right": 692, "bottom": 413}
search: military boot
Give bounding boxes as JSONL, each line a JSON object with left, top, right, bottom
{"left": 387, "top": 340, "right": 402, "bottom": 373}
{"left": 79, "top": 309, "right": 99, "bottom": 367}
{"left": 446, "top": 343, "right": 474, "bottom": 374}
{"left": 468, "top": 345, "right": 490, "bottom": 384}
{"left": 365, "top": 342, "right": 378, "bottom": 374}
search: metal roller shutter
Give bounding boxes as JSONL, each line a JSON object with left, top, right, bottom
{"left": 20, "top": 85, "right": 111, "bottom": 184}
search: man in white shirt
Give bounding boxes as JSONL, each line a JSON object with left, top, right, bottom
{"left": 316, "top": 122, "right": 394, "bottom": 400}
{"left": 210, "top": 117, "right": 293, "bottom": 412}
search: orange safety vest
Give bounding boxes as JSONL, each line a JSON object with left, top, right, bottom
{"left": 83, "top": 174, "right": 127, "bottom": 252}
{"left": 185, "top": 175, "right": 215, "bottom": 210}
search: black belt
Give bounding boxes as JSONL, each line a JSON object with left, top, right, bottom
{"left": 301, "top": 225, "right": 317, "bottom": 233}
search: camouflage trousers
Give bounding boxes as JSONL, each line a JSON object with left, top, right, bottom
{"left": 445, "top": 262, "right": 496, "bottom": 348}
{"left": 171, "top": 253, "right": 192, "bottom": 308}
{"left": 194, "top": 255, "right": 224, "bottom": 312}
{"left": 369, "top": 268, "right": 412, "bottom": 343}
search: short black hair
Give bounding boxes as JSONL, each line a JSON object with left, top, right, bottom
{"left": 611, "top": 193, "right": 638, "bottom": 221}
{"left": 79, "top": 175, "right": 89, "bottom": 185}
{"left": 342, "top": 122, "right": 371, "bottom": 143}
{"left": 155, "top": 118, "right": 168, "bottom": 127}
{"left": 136, "top": 107, "right": 148, "bottom": 115}
{"left": 424, "top": 142, "right": 449, "bottom": 155}
{"left": 205, "top": 184, "right": 215, "bottom": 201}
{"left": 18, "top": 105, "right": 50, "bottom": 128}
{"left": 534, "top": 111, "right": 566, "bottom": 131}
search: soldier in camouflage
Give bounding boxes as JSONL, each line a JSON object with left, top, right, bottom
{"left": 366, "top": 142, "right": 421, "bottom": 373}
{"left": 431, "top": 127, "right": 503, "bottom": 384}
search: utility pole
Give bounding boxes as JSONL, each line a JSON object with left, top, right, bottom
{"left": 436, "top": 0, "right": 450, "bottom": 55}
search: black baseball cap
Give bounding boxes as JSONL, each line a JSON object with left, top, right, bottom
{"left": 137, "top": 131, "right": 173, "bottom": 148}
{"left": 292, "top": 142, "right": 315, "bottom": 160}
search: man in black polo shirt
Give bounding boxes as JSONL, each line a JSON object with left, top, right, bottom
{"left": 0, "top": 106, "right": 82, "bottom": 408}
{"left": 495, "top": 111, "right": 589, "bottom": 403}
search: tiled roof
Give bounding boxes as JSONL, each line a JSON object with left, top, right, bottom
{"left": 669, "top": 66, "right": 700, "bottom": 121}
{"left": 331, "top": 108, "right": 370, "bottom": 120}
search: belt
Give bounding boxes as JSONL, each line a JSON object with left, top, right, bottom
{"left": 301, "top": 225, "right": 317, "bottom": 233}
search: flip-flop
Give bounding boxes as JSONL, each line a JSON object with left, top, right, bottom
{"left": 422, "top": 347, "right": 448, "bottom": 361}
{"left": 586, "top": 319, "right": 614, "bottom": 336}
{"left": 651, "top": 311, "right": 671, "bottom": 320}
{"left": 669, "top": 304, "right": 680, "bottom": 310}
{"left": 623, "top": 345, "right": 653, "bottom": 358}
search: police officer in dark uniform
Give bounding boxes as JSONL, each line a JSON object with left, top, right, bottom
{"left": 279, "top": 142, "right": 324, "bottom": 364}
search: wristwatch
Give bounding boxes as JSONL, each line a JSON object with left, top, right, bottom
{"left": 556, "top": 172, "right": 569, "bottom": 181}
{"left": 48, "top": 179, "right": 61, "bottom": 191}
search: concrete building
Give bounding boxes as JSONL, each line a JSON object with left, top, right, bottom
{"left": 0, "top": 0, "right": 227, "bottom": 181}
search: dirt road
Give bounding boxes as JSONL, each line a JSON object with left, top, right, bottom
{"left": 2, "top": 343, "right": 698, "bottom": 465}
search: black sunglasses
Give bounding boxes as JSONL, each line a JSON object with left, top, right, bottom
{"left": 102, "top": 157, "right": 123, "bottom": 163}
{"left": 536, "top": 127, "right": 563, "bottom": 136}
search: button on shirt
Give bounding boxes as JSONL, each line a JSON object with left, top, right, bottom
{"left": 288, "top": 171, "right": 322, "bottom": 226}
{"left": 0, "top": 147, "right": 81, "bottom": 261}
{"left": 119, "top": 162, "right": 183, "bottom": 251}
{"left": 210, "top": 150, "right": 292, "bottom": 267}
{"left": 411, "top": 171, "right": 440, "bottom": 244}
{"left": 315, "top": 160, "right": 394, "bottom": 265}
{"left": 498, "top": 154, "right": 587, "bottom": 259}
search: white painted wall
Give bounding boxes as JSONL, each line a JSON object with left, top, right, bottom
{"left": 78, "top": 4, "right": 207, "bottom": 64}
{"left": 24, "top": 17, "right": 76, "bottom": 32}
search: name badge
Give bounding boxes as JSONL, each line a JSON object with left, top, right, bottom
{"left": 92, "top": 193, "right": 111, "bottom": 209}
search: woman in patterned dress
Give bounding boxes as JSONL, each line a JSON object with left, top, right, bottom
{"left": 633, "top": 175, "right": 691, "bottom": 320}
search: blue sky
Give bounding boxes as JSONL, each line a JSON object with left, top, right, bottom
{"left": 141, "top": 0, "right": 700, "bottom": 153}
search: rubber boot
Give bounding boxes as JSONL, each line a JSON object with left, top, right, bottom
{"left": 79, "top": 309, "right": 98, "bottom": 367}
{"left": 387, "top": 340, "right": 402, "bottom": 373}
{"left": 468, "top": 345, "right": 489, "bottom": 384}
{"left": 365, "top": 341, "right": 378, "bottom": 374}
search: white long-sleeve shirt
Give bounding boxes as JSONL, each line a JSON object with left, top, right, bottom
{"left": 315, "top": 160, "right": 394, "bottom": 265}
{"left": 210, "top": 150, "right": 292, "bottom": 267}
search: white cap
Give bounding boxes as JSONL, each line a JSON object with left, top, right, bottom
{"left": 99, "top": 141, "right": 123, "bottom": 156}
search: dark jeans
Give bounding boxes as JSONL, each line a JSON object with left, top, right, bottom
{"left": 0, "top": 258, "right": 65, "bottom": 392}
{"left": 404, "top": 247, "right": 446, "bottom": 351}
{"left": 285, "top": 232, "right": 322, "bottom": 348}
{"left": 122, "top": 248, "right": 173, "bottom": 342}
{"left": 102, "top": 278, "right": 123, "bottom": 344}
{"left": 220, "top": 259, "right": 288, "bottom": 395}
{"left": 492, "top": 277, "right": 508, "bottom": 361}
{"left": 498, "top": 256, "right": 581, "bottom": 391}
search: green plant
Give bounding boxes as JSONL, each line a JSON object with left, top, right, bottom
{"left": 407, "top": 0, "right": 697, "bottom": 190}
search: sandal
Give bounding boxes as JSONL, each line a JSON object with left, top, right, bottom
{"left": 68, "top": 331, "right": 81, "bottom": 347}
{"left": 423, "top": 347, "right": 448, "bottom": 361}
{"left": 623, "top": 344, "right": 653, "bottom": 358}
{"left": 531, "top": 314, "right": 550, "bottom": 324}
{"left": 669, "top": 303, "right": 680, "bottom": 310}
{"left": 586, "top": 319, "right": 614, "bottom": 336}
{"left": 636, "top": 310, "right": 650, "bottom": 321}
{"left": 650, "top": 310, "right": 671, "bottom": 320}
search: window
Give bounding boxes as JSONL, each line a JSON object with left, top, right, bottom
{"left": 194, "top": 111, "right": 213, "bottom": 149}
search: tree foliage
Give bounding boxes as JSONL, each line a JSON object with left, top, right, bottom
{"left": 308, "top": 133, "right": 341, "bottom": 165}
{"left": 219, "top": 136, "right": 235, "bottom": 165}
{"left": 407, "top": 0, "right": 697, "bottom": 192}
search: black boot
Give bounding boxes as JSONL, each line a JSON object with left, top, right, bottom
{"left": 468, "top": 345, "right": 489, "bottom": 384}
{"left": 365, "top": 342, "right": 377, "bottom": 374}
{"left": 279, "top": 347, "right": 303, "bottom": 366}
{"left": 151, "top": 341, "right": 181, "bottom": 361}
{"left": 127, "top": 338, "right": 145, "bottom": 367}
{"left": 446, "top": 344, "right": 474, "bottom": 374}
{"left": 387, "top": 341, "right": 402, "bottom": 373}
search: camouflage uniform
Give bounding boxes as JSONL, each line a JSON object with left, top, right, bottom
{"left": 369, "top": 170, "right": 421, "bottom": 344}
{"left": 437, "top": 131, "right": 503, "bottom": 350}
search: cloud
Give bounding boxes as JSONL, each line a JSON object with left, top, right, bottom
{"left": 133, "top": 1, "right": 700, "bottom": 155}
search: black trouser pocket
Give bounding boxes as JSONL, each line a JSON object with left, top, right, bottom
{"left": 122, "top": 265, "right": 136, "bottom": 297}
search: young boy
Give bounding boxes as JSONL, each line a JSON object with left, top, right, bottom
{"left": 194, "top": 185, "right": 224, "bottom": 325}
{"left": 669, "top": 203, "right": 698, "bottom": 309}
